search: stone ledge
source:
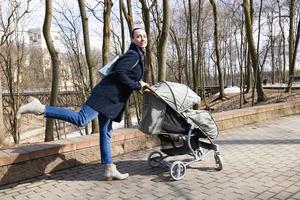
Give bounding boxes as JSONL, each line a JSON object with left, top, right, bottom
{"left": 0, "top": 129, "right": 150, "bottom": 167}
{"left": 213, "top": 100, "right": 300, "bottom": 130}
{"left": 0, "top": 100, "right": 299, "bottom": 185}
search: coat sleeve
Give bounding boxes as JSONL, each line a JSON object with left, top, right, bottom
{"left": 110, "top": 51, "right": 142, "bottom": 90}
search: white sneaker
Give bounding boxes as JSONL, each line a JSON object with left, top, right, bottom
{"left": 105, "top": 164, "right": 129, "bottom": 181}
{"left": 16, "top": 96, "right": 45, "bottom": 119}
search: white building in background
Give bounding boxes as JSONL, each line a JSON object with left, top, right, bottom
{"left": 27, "top": 27, "right": 73, "bottom": 90}
{"left": 27, "top": 27, "right": 63, "bottom": 50}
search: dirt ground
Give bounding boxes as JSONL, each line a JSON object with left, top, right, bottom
{"left": 201, "top": 89, "right": 300, "bottom": 113}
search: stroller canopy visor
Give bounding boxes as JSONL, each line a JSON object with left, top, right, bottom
{"left": 153, "top": 81, "right": 201, "bottom": 112}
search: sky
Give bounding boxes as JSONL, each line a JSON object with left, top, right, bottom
{"left": 2, "top": 0, "right": 299, "bottom": 70}
{"left": 0, "top": 0, "right": 139, "bottom": 50}
{"left": 24, "top": 0, "right": 146, "bottom": 50}
{"left": 26, "top": 0, "right": 104, "bottom": 49}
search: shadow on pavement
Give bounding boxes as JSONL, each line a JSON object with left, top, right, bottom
{"left": 217, "top": 139, "right": 300, "bottom": 145}
{"left": 0, "top": 156, "right": 221, "bottom": 189}
{"left": 0, "top": 145, "right": 83, "bottom": 189}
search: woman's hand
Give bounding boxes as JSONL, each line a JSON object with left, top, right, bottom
{"left": 139, "top": 80, "right": 149, "bottom": 89}
{"left": 139, "top": 81, "right": 158, "bottom": 94}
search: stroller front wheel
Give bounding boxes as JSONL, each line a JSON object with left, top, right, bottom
{"left": 214, "top": 153, "right": 223, "bottom": 170}
{"left": 148, "top": 151, "right": 163, "bottom": 168}
{"left": 170, "top": 161, "right": 186, "bottom": 181}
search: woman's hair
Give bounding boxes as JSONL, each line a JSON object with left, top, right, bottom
{"left": 131, "top": 27, "right": 143, "bottom": 38}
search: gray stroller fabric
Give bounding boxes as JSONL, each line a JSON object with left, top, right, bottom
{"left": 153, "top": 81, "right": 201, "bottom": 112}
{"left": 139, "top": 92, "right": 166, "bottom": 135}
{"left": 183, "top": 110, "right": 218, "bottom": 139}
{"left": 139, "top": 81, "right": 219, "bottom": 139}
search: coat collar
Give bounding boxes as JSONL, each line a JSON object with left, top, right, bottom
{"left": 129, "top": 43, "right": 145, "bottom": 58}
{"left": 129, "top": 43, "right": 145, "bottom": 69}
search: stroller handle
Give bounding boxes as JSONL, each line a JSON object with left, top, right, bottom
{"left": 143, "top": 85, "right": 157, "bottom": 94}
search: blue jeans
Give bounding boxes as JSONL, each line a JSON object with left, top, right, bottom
{"left": 45, "top": 104, "right": 113, "bottom": 164}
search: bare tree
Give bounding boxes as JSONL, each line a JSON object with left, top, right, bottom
{"left": 157, "top": 0, "right": 170, "bottom": 81}
{"left": 0, "top": 0, "right": 31, "bottom": 144}
{"left": 287, "top": 15, "right": 300, "bottom": 90}
{"left": 0, "top": 79, "right": 3, "bottom": 144}
{"left": 209, "top": 0, "right": 225, "bottom": 100}
{"left": 169, "top": 26, "right": 183, "bottom": 83}
{"left": 54, "top": 3, "right": 89, "bottom": 103}
{"left": 0, "top": 32, "right": 27, "bottom": 144}
{"left": 196, "top": 0, "right": 208, "bottom": 108}
{"left": 121, "top": 0, "right": 133, "bottom": 34}
{"left": 265, "top": 3, "right": 276, "bottom": 84}
{"left": 252, "top": 0, "right": 263, "bottom": 105}
{"left": 222, "top": 0, "right": 247, "bottom": 106}
{"left": 183, "top": 0, "right": 191, "bottom": 86}
{"left": 139, "top": 0, "right": 156, "bottom": 84}
{"left": 119, "top": 0, "right": 125, "bottom": 54}
{"left": 243, "top": 0, "right": 265, "bottom": 102}
{"left": 102, "top": 0, "right": 113, "bottom": 66}
{"left": 285, "top": 0, "right": 299, "bottom": 92}
{"left": 43, "top": 0, "right": 61, "bottom": 141}
{"left": 277, "top": 0, "right": 287, "bottom": 83}
{"left": 188, "top": 0, "right": 197, "bottom": 92}
{"left": 78, "top": 0, "right": 99, "bottom": 133}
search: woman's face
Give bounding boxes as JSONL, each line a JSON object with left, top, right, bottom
{"left": 132, "top": 29, "right": 147, "bottom": 49}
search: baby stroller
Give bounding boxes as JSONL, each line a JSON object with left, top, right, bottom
{"left": 139, "top": 81, "right": 223, "bottom": 180}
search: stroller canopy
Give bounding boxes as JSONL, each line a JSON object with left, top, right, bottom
{"left": 140, "top": 81, "right": 219, "bottom": 139}
{"left": 153, "top": 81, "right": 201, "bottom": 112}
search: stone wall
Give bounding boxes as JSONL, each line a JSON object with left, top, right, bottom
{"left": 0, "top": 100, "right": 299, "bottom": 186}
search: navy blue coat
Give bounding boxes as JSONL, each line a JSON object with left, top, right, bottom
{"left": 86, "top": 43, "right": 145, "bottom": 122}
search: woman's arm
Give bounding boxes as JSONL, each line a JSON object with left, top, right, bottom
{"left": 111, "top": 51, "right": 142, "bottom": 90}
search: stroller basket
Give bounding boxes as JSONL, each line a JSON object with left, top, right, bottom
{"left": 159, "top": 134, "right": 199, "bottom": 156}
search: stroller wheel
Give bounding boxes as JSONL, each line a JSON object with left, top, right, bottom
{"left": 170, "top": 161, "right": 186, "bottom": 181}
{"left": 214, "top": 153, "right": 223, "bottom": 171}
{"left": 148, "top": 151, "right": 163, "bottom": 167}
{"left": 196, "top": 148, "right": 204, "bottom": 160}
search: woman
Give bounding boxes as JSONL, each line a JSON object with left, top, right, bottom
{"left": 16, "top": 27, "right": 149, "bottom": 181}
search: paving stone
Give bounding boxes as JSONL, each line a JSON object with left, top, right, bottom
{"left": 290, "top": 192, "right": 300, "bottom": 199}
{"left": 273, "top": 191, "right": 294, "bottom": 200}
{"left": 0, "top": 115, "right": 299, "bottom": 200}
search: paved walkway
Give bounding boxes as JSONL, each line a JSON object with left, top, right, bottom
{"left": 0, "top": 115, "right": 299, "bottom": 200}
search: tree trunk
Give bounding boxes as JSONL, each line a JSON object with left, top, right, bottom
{"left": 209, "top": 0, "right": 225, "bottom": 100}
{"left": 0, "top": 80, "right": 4, "bottom": 145}
{"left": 277, "top": 0, "right": 286, "bottom": 83}
{"left": 268, "top": 9, "right": 275, "bottom": 84}
{"left": 287, "top": 16, "right": 300, "bottom": 91}
{"left": 140, "top": 0, "right": 155, "bottom": 84}
{"left": 43, "top": 0, "right": 60, "bottom": 142}
{"left": 188, "top": 0, "right": 197, "bottom": 92}
{"left": 183, "top": 1, "right": 190, "bottom": 86}
{"left": 240, "top": 14, "right": 247, "bottom": 104}
{"left": 119, "top": 0, "right": 125, "bottom": 54}
{"left": 243, "top": 0, "right": 265, "bottom": 102}
{"left": 121, "top": 0, "right": 133, "bottom": 34}
{"left": 245, "top": 51, "right": 251, "bottom": 93}
{"left": 234, "top": 23, "right": 245, "bottom": 108}
{"left": 120, "top": 0, "right": 134, "bottom": 128}
{"left": 286, "top": 0, "right": 296, "bottom": 92}
{"left": 157, "top": 0, "right": 170, "bottom": 81}
{"left": 102, "top": 0, "right": 112, "bottom": 66}
{"left": 170, "top": 27, "right": 183, "bottom": 83}
{"left": 197, "top": 0, "right": 207, "bottom": 107}
{"left": 78, "top": 0, "right": 99, "bottom": 134}
{"left": 251, "top": 0, "right": 263, "bottom": 105}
